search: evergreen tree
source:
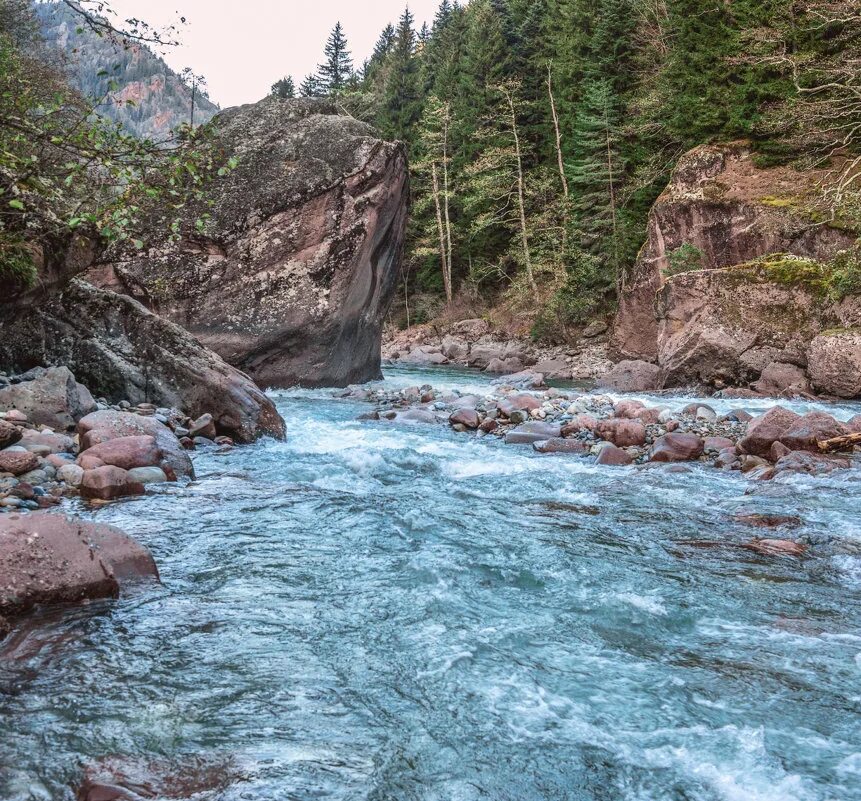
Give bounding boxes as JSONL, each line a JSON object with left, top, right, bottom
{"left": 380, "top": 8, "right": 421, "bottom": 140}
{"left": 271, "top": 76, "right": 295, "bottom": 99}
{"left": 318, "top": 22, "right": 353, "bottom": 94}
{"left": 299, "top": 73, "right": 324, "bottom": 98}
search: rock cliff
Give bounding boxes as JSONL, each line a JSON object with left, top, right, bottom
{"left": 91, "top": 97, "right": 409, "bottom": 388}
{"left": 612, "top": 143, "right": 856, "bottom": 363}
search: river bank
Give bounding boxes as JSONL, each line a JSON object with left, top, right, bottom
{"left": 2, "top": 364, "right": 861, "bottom": 800}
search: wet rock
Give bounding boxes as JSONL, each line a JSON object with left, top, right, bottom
{"left": 80, "top": 466, "right": 146, "bottom": 501}
{"left": 498, "top": 393, "right": 542, "bottom": 418}
{"left": 598, "top": 360, "right": 661, "bottom": 392}
{"left": 449, "top": 409, "right": 480, "bottom": 430}
{"left": 847, "top": 414, "right": 861, "bottom": 434}
{"left": 0, "top": 450, "right": 39, "bottom": 476}
{"left": 734, "top": 513, "right": 803, "bottom": 529}
{"left": 0, "top": 419, "right": 22, "bottom": 449}
{"left": 479, "top": 418, "right": 498, "bottom": 434}
{"left": 596, "top": 418, "right": 647, "bottom": 448}
{"left": 189, "top": 413, "right": 217, "bottom": 440}
{"left": 78, "top": 411, "right": 193, "bottom": 480}
{"left": 650, "top": 433, "right": 704, "bottom": 462}
{"left": 779, "top": 412, "right": 847, "bottom": 453}
{"left": 390, "top": 409, "right": 437, "bottom": 425}
{"left": 17, "top": 429, "right": 75, "bottom": 455}
{"left": 0, "top": 513, "right": 158, "bottom": 630}
{"left": 0, "top": 367, "right": 96, "bottom": 431}
{"left": 126, "top": 466, "right": 170, "bottom": 485}
{"left": 505, "top": 422, "right": 562, "bottom": 445}
{"left": 533, "top": 438, "right": 589, "bottom": 455}
{"left": 738, "top": 406, "right": 801, "bottom": 457}
{"left": 595, "top": 444, "right": 634, "bottom": 466}
{"left": 78, "top": 435, "right": 163, "bottom": 473}
{"left": 766, "top": 450, "right": 851, "bottom": 479}
{"left": 715, "top": 447, "right": 739, "bottom": 469}
{"left": 742, "top": 539, "right": 807, "bottom": 557}
{"left": 76, "top": 755, "right": 240, "bottom": 801}
{"left": 768, "top": 441, "right": 792, "bottom": 462}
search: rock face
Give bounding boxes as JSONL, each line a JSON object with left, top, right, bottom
{"left": 0, "top": 280, "right": 284, "bottom": 443}
{"left": 611, "top": 142, "right": 856, "bottom": 367}
{"left": 807, "top": 330, "right": 861, "bottom": 398}
{"left": 655, "top": 262, "right": 834, "bottom": 388}
{"left": 90, "top": 97, "right": 409, "bottom": 389}
{"left": 0, "top": 367, "right": 96, "bottom": 431}
{"left": 0, "top": 513, "right": 158, "bottom": 632}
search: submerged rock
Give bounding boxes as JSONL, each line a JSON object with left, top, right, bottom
{"left": 0, "top": 513, "right": 158, "bottom": 633}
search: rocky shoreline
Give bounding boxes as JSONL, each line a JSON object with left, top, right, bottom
{"left": 344, "top": 367, "right": 860, "bottom": 550}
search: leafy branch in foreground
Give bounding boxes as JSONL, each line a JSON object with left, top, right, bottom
{"left": 0, "top": 0, "right": 229, "bottom": 289}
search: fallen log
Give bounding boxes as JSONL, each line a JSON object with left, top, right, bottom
{"left": 818, "top": 432, "right": 861, "bottom": 453}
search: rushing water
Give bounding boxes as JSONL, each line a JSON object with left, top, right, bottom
{"left": 2, "top": 365, "right": 861, "bottom": 801}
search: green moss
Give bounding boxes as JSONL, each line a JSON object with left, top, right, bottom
{"left": 759, "top": 195, "right": 796, "bottom": 209}
{"left": 819, "top": 327, "right": 861, "bottom": 337}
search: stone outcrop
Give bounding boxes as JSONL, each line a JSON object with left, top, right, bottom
{"left": 807, "top": 329, "right": 861, "bottom": 398}
{"left": 0, "top": 366, "right": 96, "bottom": 431}
{"left": 611, "top": 142, "right": 857, "bottom": 369}
{"left": 90, "top": 97, "right": 409, "bottom": 389}
{"left": 654, "top": 261, "right": 835, "bottom": 388}
{"left": 0, "top": 280, "right": 284, "bottom": 443}
{"left": 0, "top": 513, "right": 158, "bottom": 635}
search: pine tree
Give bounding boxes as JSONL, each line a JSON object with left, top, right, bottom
{"left": 380, "top": 8, "right": 421, "bottom": 140}
{"left": 299, "top": 73, "right": 324, "bottom": 98}
{"left": 271, "top": 76, "right": 295, "bottom": 99}
{"left": 318, "top": 22, "right": 353, "bottom": 94}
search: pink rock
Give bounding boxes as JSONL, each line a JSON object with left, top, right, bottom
{"left": 704, "top": 436, "right": 735, "bottom": 452}
{"left": 78, "top": 435, "right": 163, "bottom": 472}
{"left": 768, "top": 441, "right": 792, "bottom": 462}
{"left": 449, "top": 409, "right": 480, "bottom": 430}
{"left": 636, "top": 408, "right": 663, "bottom": 425}
{"left": 479, "top": 419, "right": 498, "bottom": 434}
{"left": 596, "top": 418, "right": 647, "bottom": 448}
{"left": 0, "top": 451, "right": 39, "bottom": 476}
{"left": 533, "top": 438, "right": 589, "bottom": 455}
{"left": 80, "top": 466, "right": 146, "bottom": 501}
{"left": 497, "top": 394, "right": 542, "bottom": 417}
{"left": 779, "top": 412, "right": 847, "bottom": 453}
{"left": 189, "top": 413, "right": 217, "bottom": 440}
{"left": 650, "top": 433, "right": 704, "bottom": 462}
{"left": 738, "top": 407, "right": 801, "bottom": 457}
{"left": 4, "top": 410, "right": 27, "bottom": 423}
{"left": 613, "top": 400, "right": 646, "bottom": 419}
{"left": 847, "top": 414, "right": 861, "bottom": 434}
{"left": 561, "top": 415, "right": 598, "bottom": 436}
{"left": 595, "top": 445, "right": 634, "bottom": 466}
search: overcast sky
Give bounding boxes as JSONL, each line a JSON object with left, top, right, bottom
{"left": 106, "top": 1, "right": 440, "bottom": 108}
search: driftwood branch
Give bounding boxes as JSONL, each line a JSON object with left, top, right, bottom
{"left": 818, "top": 432, "right": 861, "bottom": 453}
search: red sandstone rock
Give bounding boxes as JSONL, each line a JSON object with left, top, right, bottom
{"left": 743, "top": 539, "right": 807, "bottom": 557}
{"left": 0, "top": 450, "right": 39, "bottom": 476}
{"left": 78, "top": 435, "right": 163, "bottom": 472}
{"left": 596, "top": 418, "right": 647, "bottom": 448}
{"left": 449, "top": 409, "right": 480, "bottom": 430}
{"left": 80, "top": 466, "right": 146, "bottom": 501}
{"left": 650, "top": 433, "right": 704, "bottom": 462}
{"left": 595, "top": 445, "right": 634, "bottom": 466}
{"left": 738, "top": 407, "right": 801, "bottom": 457}
{"left": 533, "top": 438, "right": 589, "bottom": 455}
{"left": 779, "top": 412, "right": 847, "bottom": 453}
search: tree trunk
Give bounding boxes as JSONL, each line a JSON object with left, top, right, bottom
{"left": 441, "top": 103, "right": 454, "bottom": 301}
{"left": 605, "top": 103, "right": 620, "bottom": 296}
{"left": 547, "top": 63, "right": 569, "bottom": 263}
{"left": 432, "top": 162, "right": 452, "bottom": 303}
{"left": 819, "top": 432, "right": 861, "bottom": 453}
{"left": 503, "top": 86, "right": 538, "bottom": 300}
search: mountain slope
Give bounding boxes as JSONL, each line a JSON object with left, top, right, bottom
{"left": 35, "top": 2, "right": 219, "bottom": 140}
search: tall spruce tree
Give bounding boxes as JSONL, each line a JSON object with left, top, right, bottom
{"left": 380, "top": 8, "right": 421, "bottom": 140}
{"left": 318, "top": 22, "right": 353, "bottom": 94}
{"left": 271, "top": 76, "right": 295, "bottom": 98}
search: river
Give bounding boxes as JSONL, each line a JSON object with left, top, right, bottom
{"left": 2, "top": 365, "right": 861, "bottom": 801}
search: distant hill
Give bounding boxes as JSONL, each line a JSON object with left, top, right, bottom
{"left": 35, "top": 2, "right": 219, "bottom": 140}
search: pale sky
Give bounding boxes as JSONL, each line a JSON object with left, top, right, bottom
{"left": 107, "top": 1, "right": 440, "bottom": 108}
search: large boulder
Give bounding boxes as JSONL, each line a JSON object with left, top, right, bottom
{"left": 0, "top": 367, "right": 96, "bottom": 431}
{"left": 89, "top": 98, "right": 409, "bottom": 389}
{"left": 611, "top": 143, "right": 856, "bottom": 364}
{"left": 78, "top": 410, "right": 194, "bottom": 480}
{"left": 0, "top": 280, "right": 284, "bottom": 443}
{"left": 738, "top": 406, "right": 801, "bottom": 457}
{"left": 598, "top": 360, "right": 662, "bottom": 393}
{"left": 0, "top": 513, "right": 158, "bottom": 633}
{"left": 807, "top": 330, "right": 861, "bottom": 398}
{"left": 655, "top": 261, "right": 831, "bottom": 388}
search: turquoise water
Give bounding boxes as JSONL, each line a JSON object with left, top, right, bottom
{"left": 2, "top": 366, "right": 861, "bottom": 800}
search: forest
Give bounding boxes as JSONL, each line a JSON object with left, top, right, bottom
{"left": 289, "top": 0, "right": 861, "bottom": 338}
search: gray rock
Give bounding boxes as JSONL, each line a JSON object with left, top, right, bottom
{"left": 505, "top": 422, "right": 562, "bottom": 445}
{"left": 126, "top": 466, "right": 170, "bottom": 485}
{"left": 0, "top": 367, "right": 95, "bottom": 431}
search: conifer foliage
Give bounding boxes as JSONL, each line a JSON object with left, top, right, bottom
{"left": 288, "top": 1, "right": 861, "bottom": 333}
